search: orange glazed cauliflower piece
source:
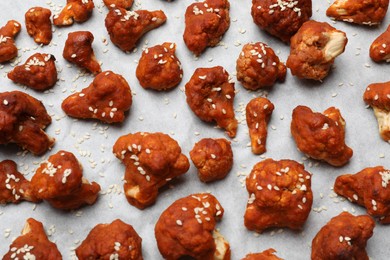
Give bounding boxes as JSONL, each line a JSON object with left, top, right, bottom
{"left": 136, "top": 42, "right": 183, "bottom": 91}
{"left": 155, "top": 193, "right": 230, "bottom": 260}
{"left": 53, "top": 0, "right": 94, "bottom": 26}
{"left": 0, "top": 91, "right": 54, "bottom": 155}
{"left": 236, "top": 42, "right": 286, "bottom": 90}
{"left": 189, "top": 138, "right": 233, "bottom": 182}
{"left": 63, "top": 31, "right": 101, "bottom": 74}
{"left": 311, "top": 212, "right": 375, "bottom": 260}
{"left": 76, "top": 219, "right": 143, "bottom": 260}
{"left": 334, "top": 166, "right": 390, "bottom": 224}
{"left": 105, "top": 8, "right": 167, "bottom": 52}
{"left": 0, "top": 160, "right": 39, "bottom": 204}
{"left": 246, "top": 97, "right": 274, "bottom": 155}
{"left": 8, "top": 53, "right": 57, "bottom": 91}
{"left": 30, "top": 150, "right": 100, "bottom": 210}
{"left": 103, "top": 0, "right": 133, "bottom": 9}
{"left": 286, "top": 20, "right": 348, "bottom": 81}
{"left": 183, "top": 0, "right": 230, "bottom": 56}
{"left": 251, "top": 0, "right": 312, "bottom": 43}
{"left": 62, "top": 71, "right": 132, "bottom": 123}
{"left": 241, "top": 249, "right": 283, "bottom": 260}
{"left": 3, "top": 218, "right": 62, "bottom": 260}
{"left": 370, "top": 25, "right": 390, "bottom": 62}
{"left": 244, "top": 159, "right": 313, "bottom": 233}
{"left": 185, "top": 66, "right": 238, "bottom": 138}
{"left": 291, "top": 105, "right": 353, "bottom": 166}
{"left": 326, "top": 0, "right": 389, "bottom": 26}
{"left": 0, "top": 20, "right": 21, "bottom": 63}
{"left": 363, "top": 81, "right": 390, "bottom": 141}
{"left": 25, "top": 7, "right": 52, "bottom": 45}
{"left": 113, "top": 132, "right": 190, "bottom": 209}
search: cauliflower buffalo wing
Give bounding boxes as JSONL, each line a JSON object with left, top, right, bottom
{"left": 363, "top": 81, "right": 390, "bottom": 141}
{"left": 185, "top": 66, "right": 238, "bottom": 138}
{"left": 311, "top": 212, "right": 375, "bottom": 260}
{"left": 0, "top": 91, "right": 54, "bottom": 155}
{"left": 190, "top": 138, "right": 233, "bottom": 182}
{"left": 286, "top": 20, "right": 348, "bottom": 81}
{"left": 62, "top": 71, "right": 132, "bottom": 123}
{"left": 155, "top": 193, "right": 230, "bottom": 260}
{"left": 184, "top": 0, "right": 230, "bottom": 55}
{"left": 113, "top": 132, "right": 190, "bottom": 209}
{"left": 8, "top": 53, "right": 57, "bottom": 90}
{"left": 291, "top": 105, "right": 353, "bottom": 166}
{"left": 244, "top": 159, "right": 313, "bottom": 233}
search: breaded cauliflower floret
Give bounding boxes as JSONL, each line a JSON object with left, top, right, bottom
{"left": 8, "top": 53, "right": 57, "bottom": 91}
{"left": 76, "top": 219, "right": 143, "bottom": 260}
{"left": 0, "top": 20, "right": 21, "bottom": 63}
{"left": 190, "top": 138, "right": 233, "bottom": 182}
{"left": 251, "top": 0, "right": 312, "bottom": 43}
{"left": 113, "top": 132, "right": 190, "bottom": 209}
{"left": 25, "top": 7, "right": 52, "bottom": 45}
{"left": 184, "top": 0, "right": 230, "bottom": 55}
{"left": 0, "top": 91, "right": 54, "bottom": 155}
{"left": 3, "top": 218, "right": 62, "bottom": 259}
{"left": 286, "top": 20, "right": 348, "bottom": 81}
{"left": 155, "top": 193, "right": 230, "bottom": 260}
{"left": 363, "top": 81, "right": 390, "bottom": 141}
{"left": 62, "top": 71, "right": 132, "bottom": 123}
{"left": 244, "top": 159, "right": 313, "bottom": 233}
{"left": 105, "top": 8, "right": 166, "bottom": 52}
{"left": 136, "top": 42, "right": 183, "bottom": 91}
{"left": 237, "top": 42, "right": 286, "bottom": 90}
{"left": 311, "top": 212, "right": 375, "bottom": 260}
{"left": 291, "top": 105, "right": 353, "bottom": 166}
{"left": 326, "top": 0, "right": 389, "bottom": 26}
{"left": 185, "top": 66, "right": 238, "bottom": 138}
{"left": 335, "top": 166, "right": 390, "bottom": 224}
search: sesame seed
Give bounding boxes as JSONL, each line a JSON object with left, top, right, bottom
{"left": 210, "top": 154, "right": 216, "bottom": 159}
{"left": 3, "top": 99, "right": 8, "bottom": 105}
{"left": 71, "top": 54, "right": 77, "bottom": 58}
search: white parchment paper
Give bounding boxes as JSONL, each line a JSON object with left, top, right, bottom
{"left": 0, "top": 0, "right": 389, "bottom": 259}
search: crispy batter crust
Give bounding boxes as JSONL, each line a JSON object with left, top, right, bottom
{"left": 25, "top": 7, "right": 52, "bottom": 45}
{"left": 53, "top": 0, "right": 94, "bottom": 26}
{"left": 30, "top": 150, "right": 100, "bottom": 210}
{"left": 242, "top": 249, "right": 283, "bottom": 260}
{"left": 0, "top": 20, "right": 21, "bottom": 63}
{"left": 63, "top": 31, "right": 101, "bottom": 74}
{"left": 246, "top": 97, "right": 274, "bottom": 155}
{"left": 335, "top": 166, "right": 390, "bottom": 224}
{"left": 3, "top": 218, "right": 62, "bottom": 260}
{"left": 0, "top": 160, "right": 39, "bottom": 204}
{"left": 190, "top": 138, "right": 233, "bottom": 182}
{"left": 105, "top": 8, "right": 167, "bottom": 52}
{"left": 62, "top": 71, "right": 132, "bottom": 123}
{"left": 251, "top": 0, "right": 312, "bottom": 43}
{"left": 113, "top": 132, "right": 190, "bottom": 209}
{"left": 311, "top": 212, "right": 375, "bottom": 260}
{"left": 363, "top": 81, "right": 390, "bottom": 141}
{"left": 184, "top": 0, "right": 230, "bottom": 55}
{"left": 244, "top": 159, "right": 313, "bottom": 232}
{"left": 291, "top": 106, "right": 353, "bottom": 166}
{"left": 0, "top": 91, "right": 54, "bottom": 155}
{"left": 185, "top": 66, "right": 238, "bottom": 138}
{"left": 155, "top": 193, "right": 230, "bottom": 260}
{"left": 8, "top": 53, "right": 57, "bottom": 90}
{"left": 136, "top": 42, "right": 183, "bottom": 91}
{"left": 103, "top": 0, "right": 134, "bottom": 9}
{"left": 76, "top": 219, "right": 143, "bottom": 260}
{"left": 236, "top": 42, "right": 286, "bottom": 90}
{"left": 370, "top": 25, "right": 390, "bottom": 62}
{"left": 286, "top": 20, "right": 347, "bottom": 81}
{"left": 326, "top": 0, "right": 389, "bottom": 25}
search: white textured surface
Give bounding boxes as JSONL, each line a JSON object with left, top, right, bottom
{"left": 0, "top": 0, "right": 389, "bottom": 259}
